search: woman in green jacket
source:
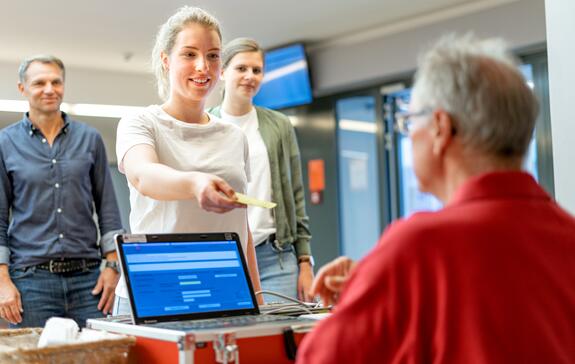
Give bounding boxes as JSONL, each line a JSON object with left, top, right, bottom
{"left": 209, "top": 38, "right": 314, "bottom": 302}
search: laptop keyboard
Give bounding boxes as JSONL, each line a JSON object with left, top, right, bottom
{"left": 149, "top": 314, "right": 300, "bottom": 331}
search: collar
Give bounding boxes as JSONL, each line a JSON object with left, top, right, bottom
{"left": 447, "top": 171, "right": 550, "bottom": 207}
{"left": 23, "top": 111, "right": 71, "bottom": 136}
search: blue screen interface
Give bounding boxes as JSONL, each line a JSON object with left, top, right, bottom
{"left": 121, "top": 241, "right": 255, "bottom": 318}
{"left": 253, "top": 43, "right": 313, "bottom": 110}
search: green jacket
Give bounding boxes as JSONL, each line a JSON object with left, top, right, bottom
{"left": 208, "top": 106, "right": 312, "bottom": 258}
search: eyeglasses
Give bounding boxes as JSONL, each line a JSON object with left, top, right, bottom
{"left": 394, "top": 108, "right": 432, "bottom": 136}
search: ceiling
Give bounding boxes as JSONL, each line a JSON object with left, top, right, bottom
{"left": 0, "top": 0, "right": 477, "bottom": 73}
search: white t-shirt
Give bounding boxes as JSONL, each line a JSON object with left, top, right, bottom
{"left": 115, "top": 105, "right": 250, "bottom": 298}
{"left": 219, "top": 108, "right": 275, "bottom": 246}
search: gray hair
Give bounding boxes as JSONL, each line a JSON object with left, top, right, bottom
{"left": 222, "top": 38, "right": 264, "bottom": 70}
{"left": 412, "top": 33, "right": 538, "bottom": 160}
{"left": 18, "top": 55, "right": 65, "bottom": 83}
{"left": 152, "top": 6, "right": 222, "bottom": 101}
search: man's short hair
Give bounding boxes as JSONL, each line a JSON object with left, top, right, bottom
{"left": 18, "top": 55, "right": 65, "bottom": 83}
{"left": 412, "top": 34, "right": 538, "bottom": 160}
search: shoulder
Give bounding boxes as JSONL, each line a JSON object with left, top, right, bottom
{"left": 340, "top": 213, "right": 453, "bottom": 302}
{"left": 119, "top": 105, "right": 158, "bottom": 124}
{"left": 0, "top": 121, "right": 22, "bottom": 138}
{"left": 256, "top": 107, "right": 292, "bottom": 127}
{"left": 63, "top": 120, "right": 105, "bottom": 145}
{"left": 0, "top": 122, "right": 21, "bottom": 150}
{"left": 117, "top": 106, "right": 160, "bottom": 134}
{"left": 210, "top": 114, "right": 244, "bottom": 134}
{"left": 255, "top": 107, "right": 295, "bottom": 142}
{"left": 374, "top": 209, "right": 465, "bottom": 261}
{"left": 68, "top": 119, "right": 99, "bottom": 135}
{"left": 64, "top": 121, "right": 111, "bottom": 156}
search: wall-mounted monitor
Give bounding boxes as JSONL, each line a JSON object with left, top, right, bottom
{"left": 253, "top": 43, "right": 313, "bottom": 110}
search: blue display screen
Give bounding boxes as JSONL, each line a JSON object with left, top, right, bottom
{"left": 121, "top": 241, "right": 255, "bottom": 318}
{"left": 253, "top": 43, "right": 313, "bottom": 110}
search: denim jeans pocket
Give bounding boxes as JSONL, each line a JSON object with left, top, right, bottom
{"left": 9, "top": 266, "right": 36, "bottom": 280}
{"left": 269, "top": 241, "right": 295, "bottom": 254}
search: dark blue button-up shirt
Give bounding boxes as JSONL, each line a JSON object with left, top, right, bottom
{"left": 0, "top": 112, "right": 124, "bottom": 269}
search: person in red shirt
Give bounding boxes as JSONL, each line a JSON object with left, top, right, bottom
{"left": 297, "top": 34, "right": 575, "bottom": 364}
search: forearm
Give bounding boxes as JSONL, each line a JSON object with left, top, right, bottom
{"left": 292, "top": 186, "right": 312, "bottom": 258}
{"left": 128, "top": 162, "right": 199, "bottom": 201}
{"left": 293, "top": 226, "right": 312, "bottom": 258}
{"left": 0, "top": 264, "right": 10, "bottom": 280}
{"left": 0, "top": 264, "right": 12, "bottom": 283}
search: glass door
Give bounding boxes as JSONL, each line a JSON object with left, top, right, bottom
{"left": 335, "top": 96, "right": 383, "bottom": 260}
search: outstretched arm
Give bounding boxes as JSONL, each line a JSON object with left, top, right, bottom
{"left": 123, "top": 144, "right": 245, "bottom": 213}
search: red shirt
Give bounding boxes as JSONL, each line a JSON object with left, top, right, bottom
{"left": 298, "top": 172, "right": 575, "bottom": 364}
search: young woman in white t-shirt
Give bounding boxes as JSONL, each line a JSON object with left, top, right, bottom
{"left": 209, "top": 38, "right": 314, "bottom": 303}
{"left": 113, "top": 7, "right": 262, "bottom": 314}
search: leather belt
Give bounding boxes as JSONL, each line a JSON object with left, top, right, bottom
{"left": 36, "top": 258, "right": 101, "bottom": 274}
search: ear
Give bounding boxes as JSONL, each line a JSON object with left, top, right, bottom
{"left": 160, "top": 52, "right": 170, "bottom": 72}
{"left": 430, "top": 109, "right": 455, "bottom": 156}
{"left": 17, "top": 82, "right": 25, "bottom": 95}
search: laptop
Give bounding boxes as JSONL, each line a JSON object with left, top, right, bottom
{"left": 115, "top": 232, "right": 312, "bottom": 332}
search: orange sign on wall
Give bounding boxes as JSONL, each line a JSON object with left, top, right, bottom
{"left": 307, "top": 159, "right": 325, "bottom": 205}
{"left": 308, "top": 159, "right": 325, "bottom": 192}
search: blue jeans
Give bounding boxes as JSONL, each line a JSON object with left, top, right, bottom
{"left": 9, "top": 265, "right": 104, "bottom": 328}
{"left": 256, "top": 240, "right": 298, "bottom": 303}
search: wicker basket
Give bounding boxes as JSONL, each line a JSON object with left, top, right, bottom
{"left": 0, "top": 328, "right": 135, "bottom": 364}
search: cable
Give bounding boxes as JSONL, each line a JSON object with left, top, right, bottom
{"left": 264, "top": 304, "right": 313, "bottom": 316}
{"left": 255, "top": 290, "right": 314, "bottom": 315}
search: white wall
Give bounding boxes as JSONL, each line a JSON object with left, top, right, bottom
{"left": 0, "top": 61, "right": 159, "bottom": 104}
{"left": 546, "top": 0, "right": 575, "bottom": 213}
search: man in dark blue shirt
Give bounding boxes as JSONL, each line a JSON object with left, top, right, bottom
{"left": 0, "top": 55, "right": 124, "bottom": 328}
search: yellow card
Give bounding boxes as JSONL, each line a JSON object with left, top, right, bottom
{"left": 235, "top": 193, "right": 277, "bottom": 209}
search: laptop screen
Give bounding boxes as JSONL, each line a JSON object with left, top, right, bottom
{"left": 117, "top": 233, "right": 259, "bottom": 324}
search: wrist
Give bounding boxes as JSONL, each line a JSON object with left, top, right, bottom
{"left": 0, "top": 264, "right": 10, "bottom": 279}
{"left": 298, "top": 255, "right": 315, "bottom": 267}
{"left": 104, "top": 251, "right": 118, "bottom": 261}
{"left": 104, "top": 260, "right": 120, "bottom": 273}
{"left": 187, "top": 171, "right": 204, "bottom": 197}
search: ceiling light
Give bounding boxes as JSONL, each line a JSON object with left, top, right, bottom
{"left": 339, "top": 119, "right": 377, "bottom": 134}
{"left": 0, "top": 100, "right": 29, "bottom": 113}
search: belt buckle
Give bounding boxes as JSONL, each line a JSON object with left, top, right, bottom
{"left": 49, "top": 260, "right": 56, "bottom": 273}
